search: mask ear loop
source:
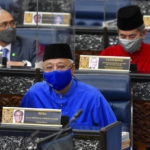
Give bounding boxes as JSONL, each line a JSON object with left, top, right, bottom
{"left": 69, "top": 63, "right": 73, "bottom": 69}
{"left": 69, "top": 63, "right": 76, "bottom": 78}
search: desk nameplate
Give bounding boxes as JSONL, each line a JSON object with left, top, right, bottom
{"left": 144, "top": 15, "right": 150, "bottom": 29}
{"left": 1, "top": 107, "right": 62, "bottom": 129}
{"left": 79, "top": 55, "right": 130, "bottom": 72}
{"left": 24, "top": 11, "right": 71, "bottom": 26}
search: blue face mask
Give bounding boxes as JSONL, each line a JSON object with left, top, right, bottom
{"left": 43, "top": 69, "right": 72, "bottom": 91}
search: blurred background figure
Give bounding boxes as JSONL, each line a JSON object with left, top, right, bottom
{"left": 0, "top": 9, "right": 36, "bottom": 67}
{"left": 0, "top": 0, "right": 24, "bottom": 25}
{"left": 100, "top": 5, "right": 150, "bottom": 73}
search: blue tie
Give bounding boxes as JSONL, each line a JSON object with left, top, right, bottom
{"left": 2, "top": 48, "right": 8, "bottom": 57}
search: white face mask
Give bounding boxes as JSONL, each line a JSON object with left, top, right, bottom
{"left": 119, "top": 37, "right": 143, "bottom": 53}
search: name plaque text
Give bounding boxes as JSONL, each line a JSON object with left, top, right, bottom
{"left": 79, "top": 55, "right": 130, "bottom": 72}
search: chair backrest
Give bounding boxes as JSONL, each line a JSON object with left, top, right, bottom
{"left": 75, "top": 72, "right": 131, "bottom": 132}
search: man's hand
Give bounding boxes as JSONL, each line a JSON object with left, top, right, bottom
{"left": 7, "top": 61, "right": 25, "bottom": 66}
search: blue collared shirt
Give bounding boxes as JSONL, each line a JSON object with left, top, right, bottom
{"left": 20, "top": 78, "right": 117, "bottom": 130}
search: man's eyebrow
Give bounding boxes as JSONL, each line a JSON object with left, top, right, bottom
{"left": 45, "top": 62, "right": 66, "bottom": 65}
{"left": 119, "top": 33, "right": 126, "bottom": 36}
{"left": 119, "top": 33, "right": 136, "bottom": 36}
{"left": 128, "top": 34, "right": 136, "bottom": 36}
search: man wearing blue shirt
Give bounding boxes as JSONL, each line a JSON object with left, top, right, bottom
{"left": 20, "top": 43, "right": 116, "bottom": 129}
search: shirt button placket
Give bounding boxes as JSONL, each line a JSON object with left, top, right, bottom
{"left": 60, "top": 95, "right": 63, "bottom": 108}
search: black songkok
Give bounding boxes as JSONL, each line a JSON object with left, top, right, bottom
{"left": 117, "top": 5, "right": 143, "bottom": 30}
{"left": 43, "top": 43, "right": 73, "bottom": 61}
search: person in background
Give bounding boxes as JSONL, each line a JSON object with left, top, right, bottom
{"left": 99, "top": 5, "right": 150, "bottom": 73}
{"left": 0, "top": 9, "right": 36, "bottom": 67}
{"left": 14, "top": 110, "right": 24, "bottom": 123}
{"left": 20, "top": 43, "right": 117, "bottom": 130}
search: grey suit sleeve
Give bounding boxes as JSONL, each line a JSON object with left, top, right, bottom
{"left": 11, "top": 36, "right": 37, "bottom": 67}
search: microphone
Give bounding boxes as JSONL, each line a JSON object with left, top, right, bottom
{"left": 70, "top": 109, "right": 83, "bottom": 124}
{"left": 2, "top": 48, "right": 8, "bottom": 67}
{"left": 2, "top": 57, "right": 7, "bottom": 67}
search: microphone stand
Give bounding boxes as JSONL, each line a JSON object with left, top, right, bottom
{"left": 37, "top": 109, "right": 83, "bottom": 146}
{"left": 22, "top": 130, "right": 40, "bottom": 150}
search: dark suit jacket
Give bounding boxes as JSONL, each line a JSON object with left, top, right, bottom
{"left": 10, "top": 36, "right": 36, "bottom": 66}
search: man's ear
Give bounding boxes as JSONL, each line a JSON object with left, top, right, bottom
{"left": 71, "top": 64, "right": 75, "bottom": 76}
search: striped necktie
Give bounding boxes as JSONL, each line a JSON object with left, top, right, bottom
{"left": 2, "top": 48, "right": 8, "bottom": 58}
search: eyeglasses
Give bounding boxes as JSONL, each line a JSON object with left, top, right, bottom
{"left": 44, "top": 63, "right": 73, "bottom": 72}
{"left": 0, "top": 20, "right": 16, "bottom": 28}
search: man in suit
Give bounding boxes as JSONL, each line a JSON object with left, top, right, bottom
{"left": 0, "top": 9, "right": 36, "bottom": 67}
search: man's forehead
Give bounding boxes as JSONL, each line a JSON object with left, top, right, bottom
{"left": 118, "top": 29, "right": 139, "bottom": 35}
{"left": 15, "top": 111, "right": 22, "bottom": 114}
{"left": 44, "top": 58, "right": 70, "bottom": 64}
{"left": 0, "top": 10, "right": 13, "bottom": 23}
